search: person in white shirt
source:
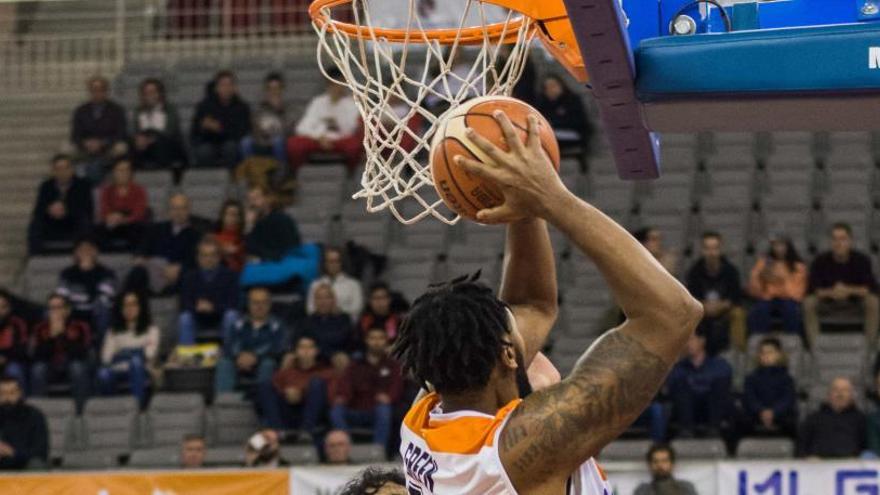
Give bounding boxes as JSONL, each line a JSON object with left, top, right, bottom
{"left": 285, "top": 69, "right": 362, "bottom": 175}
{"left": 131, "top": 78, "right": 186, "bottom": 171}
{"left": 96, "top": 291, "right": 160, "bottom": 407}
{"left": 307, "top": 247, "right": 364, "bottom": 321}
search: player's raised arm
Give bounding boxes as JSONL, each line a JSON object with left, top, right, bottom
{"left": 499, "top": 216, "right": 558, "bottom": 367}
{"left": 457, "top": 112, "right": 703, "bottom": 492}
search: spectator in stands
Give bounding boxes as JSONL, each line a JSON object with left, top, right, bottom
{"left": 0, "top": 294, "right": 29, "bottom": 387}
{"left": 245, "top": 185, "right": 300, "bottom": 263}
{"left": 244, "top": 429, "right": 288, "bottom": 467}
{"left": 747, "top": 236, "right": 807, "bottom": 337}
{"left": 804, "top": 222, "right": 879, "bottom": 349}
{"left": 241, "top": 72, "right": 290, "bottom": 164}
{"left": 56, "top": 237, "right": 116, "bottom": 346}
{"left": 70, "top": 76, "right": 128, "bottom": 182}
{"left": 28, "top": 154, "right": 93, "bottom": 255}
{"left": 128, "top": 193, "right": 202, "bottom": 295}
{"left": 96, "top": 158, "right": 149, "bottom": 251}
{"left": 214, "top": 200, "right": 246, "bottom": 272}
{"left": 298, "top": 284, "right": 354, "bottom": 371}
{"left": 0, "top": 377, "right": 48, "bottom": 470}
{"left": 215, "top": 287, "right": 287, "bottom": 393}
{"left": 739, "top": 337, "right": 797, "bottom": 438}
{"left": 177, "top": 236, "right": 240, "bottom": 345}
{"left": 339, "top": 467, "right": 407, "bottom": 495}
{"left": 286, "top": 69, "right": 362, "bottom": 175}
{"left": 798, "top": 377, "right": 867, "bottom": 458}
{"left": 97, "top": 291, "right": 159, "bottom": 407}
{"left": 667, "top": 332, "right": 733, "bottom": 437}
{"left": 867, "top": 368, "right": 880, "bottom": 457}
{"left": 357, "top": 282, "right": 401, "bottom": 343}
{"left": 323, "top": 429, "right": 352, "bottom": 465}
{"left": 686, "top": 232, "right": 746, "bottom": 354}
{"left": 241, "top": 185, "right": 319, "bottom": 290}
{"left": 180, "top": 434, "right": 206, "bottom": 469}
{"left": 307, "top": 247, "right": 363, "bottom": 322}
{"left": 330, "top": 327, "right": 402, "bottom": 448}
{"left": 191, "top": 70, "right": 252, "bottom": 169}
{"left": 131, "top": 77, "right": 186, "bottom": 172}
{"left": 634, "top": 226, "right": 678, "bottom": 275}
{"left": 257, "top": 336, "right": 332, "bottom": 435}
{"left": 30, "top": 294, "right": 91, "bottom": 412}
{"left": 633, "top": 444, "right": 697, "bottom": 495}
{"left": 534, "top": 74, "right": 593, "bottom": 152}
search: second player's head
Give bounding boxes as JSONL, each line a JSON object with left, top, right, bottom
{"left": 393, "top": 273, "right": 529, "bottom": 400}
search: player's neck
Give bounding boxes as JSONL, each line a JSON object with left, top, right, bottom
{"left": 440, "top": 388, "right": 515, "bottom": 416}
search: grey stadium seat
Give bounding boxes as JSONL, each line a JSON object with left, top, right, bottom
{"left": 128, "top": 447, "right": 181, "bottom": 469}
{"left": 60, "top": 449, "right": 121, "bottom": 470}
{"left": 670, "top": 438, "right": 727, "bottom": 460}
{"left": 205, "top": 445, "right": 246, "bottom": 467}
{"left": 349, "top": 444, "right": 387, "bottom": 464}
{"left": 81, "top": 397, "right": 138, "bottom": 456}
{"left": 143, "top": 393, "right": 205, "bottom": 448}
{"left": 208, "top": 393, "right": 260, "bottom": 446}
{"left": 736, "top": 438, "right": 795, "bottom": 459}
{"left": 599, "top": 439, "right": 652, "bottom": 462}
{"left": 281, "top": 445, "right": 320, "bottom": 465}
{"left": 28, "top": 398, "right": 79, "bottom": 461}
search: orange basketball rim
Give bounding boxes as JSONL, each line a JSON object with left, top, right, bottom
{"left": 309, "top": 0, "right": 588, "bottom": 82}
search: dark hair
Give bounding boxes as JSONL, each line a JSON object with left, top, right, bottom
{"left": 392, "top": 273, "right": 510, "bottom": 394}
{"left": 73, "top": 235, "right": 99, "bottom": 251}
{"left": 368, "top": 282, "right": 390, "bottom": 296}
{"left": 112, "top": 156, "right": 133, "bottom": 171}
{"left": 139, "top": 77, "right": 166, "bottom": 103}
{"left": 339, "top": 467, "right": 406, "bottom": 495}
{"left": 766, "top": 237, "right": 802, "bottom": 272}
{"left": 365, "top": 327, "right": 388, "bottom": 339}
{"left": 47, "top": 293, "right": 70, "bottom": 307}
{"left": 182, "top": 433, "right": 205, "bottom": 443}
{"left": 758, "top": 336, "right": 782, "bottom": 352}
{"left": 111, "top": 291, "right": 152, "bottom": 336}
{"left": 88, "top": 75, "right": 109, "bottom": 89}
{"left": 702, "top": 231, "right": 722, "bottom": 242}
{"left": 646, "top": 443, "right": 675, "bottom": 464}
{"left": 51, "top": 153, "right": 72, "bottom": 166}
{"left": 831, "top": 222, "right": 853, "bottom": 237}
{"left": 216, "top": 199, "right": 245, "bottom": 234}
{"left": 264, "top": 71, "right": 284, "bottom": 85}
{"left": 214, "top": 70, "right": 236, "bottom": 83}
{"left": 294, "top": 334, "right": 317, "bottom": 347}
{"left": 633, "top": 226, "right": 656, "bottom": 244}
{"left": 0, "top": 376, "right": 20, "bottom": 388}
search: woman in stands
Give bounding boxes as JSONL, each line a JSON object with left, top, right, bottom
{"left": 97, "top": 291, "right": 159, "bottom": 408}
{"left": 96, "top": 158, "right": 149, "bottom": 251}
{"left": 747, "top": 235, "right": 807, "bottom": 336}
{"left": 214, "top": 199, "right": 246, "bottom": 272}
{"left": 534, "top": 73, "right": 594, "bottom": 152}
{"left": 131, "top": 78, "right": 187, "bottom": 173}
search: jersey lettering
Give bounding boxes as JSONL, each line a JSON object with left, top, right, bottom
{"left": 404, "top": 443, "right": 437, "bottom": 491}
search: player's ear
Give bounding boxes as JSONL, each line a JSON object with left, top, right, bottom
{"left": 501, "top": 345, "right": 517, "bottom": 370}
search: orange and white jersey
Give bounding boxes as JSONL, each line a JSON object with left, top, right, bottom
{"left": 400, "top": 392, "right": 613, "bottom": 495}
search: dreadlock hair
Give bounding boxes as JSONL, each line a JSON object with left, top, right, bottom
{"left": 392, "top": 272, "right": 510, "bottom": 395}
{"left": 339, "top": 467, "right": 406, "bottom": 495}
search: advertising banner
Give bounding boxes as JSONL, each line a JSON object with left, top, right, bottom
{"left": 718, "top": 460, "right": 880, "bottom": 495}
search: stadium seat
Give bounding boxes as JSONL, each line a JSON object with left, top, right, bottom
{"left": 204, "top": 445, "right": 245, "bottom": 467}
{"left": 670, "top": 439, "right": 726, "bottom": 460}
{"left": 280, "top": 445, "right": 320, "bottom": 465}
{"left": 143, "top": 393, "right": 205, "bottom": 448}
{"left": 80, "top": 397, "right": 139, "bottom": 456}
{"left": 128, "top": 447, "right": 181, "bottom": 469}
{"left": 60, "top": 449, "right": 121, "bottom": 470}
{"left": 599, "top": 439, "right": 652, "bottom": 462}
{"left": 349, "top": 444, "right": 387, "bottom": 464}
{"left": 207, "top": 393, "right": 260, "bottom": 446}
{"left": 28, "top": 398, "right": 79, "bottom": 462}
{"left": 736, "top": 438, "right": 795, "bottom": 459}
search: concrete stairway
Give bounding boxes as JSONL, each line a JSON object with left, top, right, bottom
{"left": 0, "top": 92, "right": 80, "bottom": 290}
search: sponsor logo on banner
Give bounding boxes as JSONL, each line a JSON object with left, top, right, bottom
{"left": 720, "top": 461, "right": 880, "bottom": 495}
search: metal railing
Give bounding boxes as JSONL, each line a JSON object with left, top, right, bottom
{"left": 0, "top": 0, "right": 320, "bottom": 91}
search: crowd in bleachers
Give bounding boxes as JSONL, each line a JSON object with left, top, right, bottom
{"left": 1, "top": 51, "right": 879, "bottom": 478}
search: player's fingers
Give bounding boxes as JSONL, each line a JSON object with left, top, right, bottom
{"left": 455, "top": 155, "right": 510, "bottom": 184}
{"left": 465, "top": 128, "right": 510, "bottom": 166}
{"left": 526, "top": 114, "right": 541, "bottom": 149}
{"left": 475, "top": 204, "right": 520, "bottom": 225}
{"left": 492, "top": 110, "right": 527, "bottom": 155}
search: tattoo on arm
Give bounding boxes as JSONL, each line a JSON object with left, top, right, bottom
{"left": 500, "top": 330, "right": 670, "bottom": 482}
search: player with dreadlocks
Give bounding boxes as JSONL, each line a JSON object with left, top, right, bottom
{"left": 393, "top": 112, "right": 703, "bottom": 495}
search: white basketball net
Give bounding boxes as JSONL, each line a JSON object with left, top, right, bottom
{"left": 313, "top": 0, "right": 534, "bottom": 224}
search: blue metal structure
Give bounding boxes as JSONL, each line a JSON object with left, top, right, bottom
{"left": 563, "top": 0, "right": 880, "bottom": 179}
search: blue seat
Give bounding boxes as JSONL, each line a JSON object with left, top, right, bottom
{"left": 636, "top": 22, "right": 880, "bottom": 99}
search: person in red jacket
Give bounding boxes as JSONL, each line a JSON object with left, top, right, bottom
{"left": 29, "top": 294, "right": 91, "bottom": 412}
{"left": 329, "top": 327, "right": 402, "bottom": 449}
{"left": 256, "top": 335, "right": 333, "bottom": 436}
{"left": 97, "top": 158, "right": 148, "bottom": 251}
{"left": 0, "top": 293, "right": 28, "bottom": 388}
{"left": 357, "top": 283, "right": 401, "bottom": 343}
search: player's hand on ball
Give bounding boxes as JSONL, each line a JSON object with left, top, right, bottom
{"left": 456, "top": 111, "right": 567, "bottom": 224}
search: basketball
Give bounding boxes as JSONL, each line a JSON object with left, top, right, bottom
{"left": 430, "top": 96, "right": 561, "bottom": 221}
